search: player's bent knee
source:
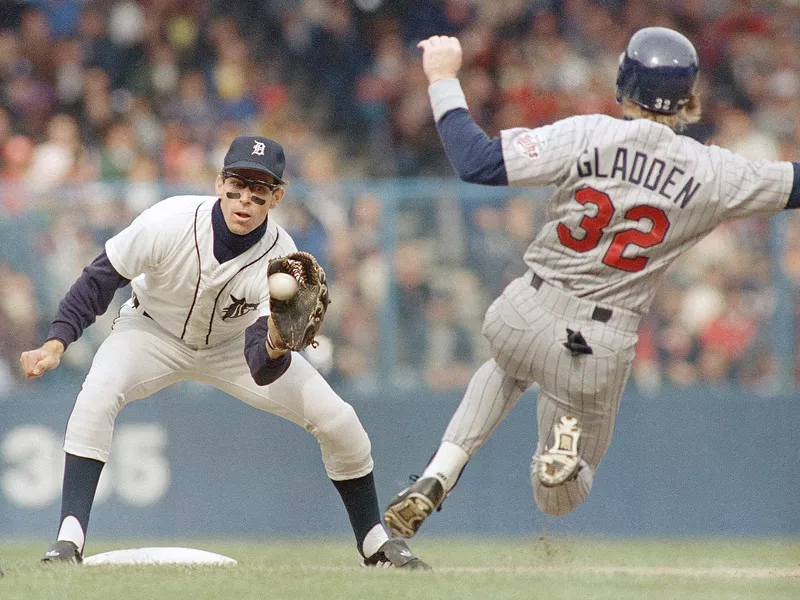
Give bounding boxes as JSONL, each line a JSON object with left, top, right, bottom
{"left": 63, "top": 385, "right": 128, "bottom": 463}
{"left": 309, "top": 402, "right": 362, "bottom": 440}
{"left": 531, "top": 459, "right": 593, "bottom": 516}
{"left": 308, "top": 402, "right": 373, "bottom": 479}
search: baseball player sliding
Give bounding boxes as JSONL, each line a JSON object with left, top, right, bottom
{"left": 385, "top": 28, "right": 800, "bottom": 536}
{"left": 20, "top": 135, "right": 429, "bottom": 569}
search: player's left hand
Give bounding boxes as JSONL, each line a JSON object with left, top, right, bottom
{"left": 267, "top": 252, "right": 330, "bottom": 352}
{"left": 417, "top": 35, "right": 463, "bottom": 84}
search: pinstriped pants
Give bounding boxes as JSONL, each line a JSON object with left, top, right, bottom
{"left": 442, "top": 271, "right": 640, "bottom": 516}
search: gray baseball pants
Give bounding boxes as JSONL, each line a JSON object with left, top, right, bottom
{"left": 442, "top": 271, "right": 640, "bottom": 516}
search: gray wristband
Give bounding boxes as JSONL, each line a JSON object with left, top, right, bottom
{"left": 429, "top": 78, "right": 469, "bottom": 121}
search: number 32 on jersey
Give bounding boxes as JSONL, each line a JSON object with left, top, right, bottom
{"left": 557, "top": 187, "right": 670, "bottom": 272}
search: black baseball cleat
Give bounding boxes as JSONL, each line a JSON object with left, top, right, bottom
{"left": 384, "top": 476, "right": 446, "bottom": 538}
{"left": 40, "top": 540, "right": 83, "bottom": 564}
{"left": 360, "top": 538, "right": 431, "bottom": 570}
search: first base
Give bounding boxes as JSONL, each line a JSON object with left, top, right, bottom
{"left": 83, "top": 547, "right": 237, "bottom": 566}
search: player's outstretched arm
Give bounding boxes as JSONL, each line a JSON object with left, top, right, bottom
{"left": 417, "top": 35, "right": 463, "bottom": 84}
{"left": 243, "top": 316, "right": 291, "bottom": 386}
{"left": 418, "top": 36, "right": 508, "bottom": 186}
{"left": 20, "top": 339, "right": 65, "bottom": 379}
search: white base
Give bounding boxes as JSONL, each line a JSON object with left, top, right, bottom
{"left": 83, "top": 547, "right": 237, "bottom": 566}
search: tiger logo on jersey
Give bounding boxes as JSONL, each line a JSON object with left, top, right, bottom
{"left": 221, "top": 294, "right": 259, "bottom": 320}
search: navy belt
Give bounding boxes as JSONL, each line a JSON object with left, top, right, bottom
{"left": 131, "top": 294, "right": 153, "bottom": 320}
{"left": 531, "top": 274, "right": 613, "bottom": 323}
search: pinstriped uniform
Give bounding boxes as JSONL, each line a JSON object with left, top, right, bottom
{"left": 442, "top": 111, "right": 793, "bottom": 516}
{"left": 505, "top": 115, "right": 792, "bottom": 314}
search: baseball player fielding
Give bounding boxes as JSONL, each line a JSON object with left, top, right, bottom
{"left": 21, "top": 135, "right": 429, "bottom": 570}
{"left": 268, "top": 272, "right": 299, "bottom": 300}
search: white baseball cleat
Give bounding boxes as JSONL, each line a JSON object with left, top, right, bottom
{"left": 537, "top": 415, "right": 583, "bottom": 487}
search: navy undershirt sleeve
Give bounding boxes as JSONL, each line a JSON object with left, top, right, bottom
{"left": 436, "top": 108, "right": 508, "bottom": 185}
{"left": 244, "top": 316, "right": 292, "bottom": 385}
{"left": 46, "top": 250, "right": 131, "bottom": 349}
{"left": 215, "top": 198, "right": 289, "bottom": 383}
{"left": 787, "top": 163, "right": 800, "bottom": 209}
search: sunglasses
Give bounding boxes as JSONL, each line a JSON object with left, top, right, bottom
{"left": 221, "top": 171, "right": 281, "bottom": 205}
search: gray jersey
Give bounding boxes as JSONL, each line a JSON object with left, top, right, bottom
{"left": 501, "top": 115, "right": 793, "bottom": 314}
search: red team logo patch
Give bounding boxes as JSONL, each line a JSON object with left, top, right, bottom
{"left": 515, "top": 134, "right": 541, "bottom": 159}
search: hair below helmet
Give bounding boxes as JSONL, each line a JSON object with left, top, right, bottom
{"left": 615, "top": 27, "right": 699, "bottom": 115}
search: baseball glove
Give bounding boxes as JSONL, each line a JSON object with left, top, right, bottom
{"left": 267, "top": 251, "right": 330, "bottom": 352}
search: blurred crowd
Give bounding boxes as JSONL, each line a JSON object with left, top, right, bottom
{"left": 2, "top": 0, "right": 800, "bottom": 396}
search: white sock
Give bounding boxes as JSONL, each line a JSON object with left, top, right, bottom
{"left": 362, "top": 523, "right": 388, "bottom": 558}
{"left": 57, "top": 515, "right": 85, "bottom": 553}
{"left": 422, "top": 441, "right": 470, "bottom": 493}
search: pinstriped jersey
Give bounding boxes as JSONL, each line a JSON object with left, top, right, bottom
{"left": 106, "top": 196, "right": 297, "bottom": 348}
{"left": 501, "top": 115, "right": 793, "bottom": 314}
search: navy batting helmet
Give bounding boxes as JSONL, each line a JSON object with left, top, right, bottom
{"left": 615, "top": 27, "right": 699, "bottom": 115}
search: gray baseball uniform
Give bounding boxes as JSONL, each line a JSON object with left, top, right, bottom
{"left": 382, "top": 28, "right": 793, "bottom": 539}
{"left": 429, "top": 79, "right": 797, "bottom": 516}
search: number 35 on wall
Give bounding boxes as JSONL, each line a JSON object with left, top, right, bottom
{"left": 1, "top": 424, "right": 170, "bottom": 508}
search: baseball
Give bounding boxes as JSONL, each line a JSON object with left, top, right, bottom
{"left": 268, "top": 272, "right": 299, "bottom": 300}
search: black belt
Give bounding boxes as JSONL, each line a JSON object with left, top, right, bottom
{"left": 131, "top": 294, "right": 153, "bottom": 320}
{"left": 531, "top": 274, "right": 613, "bottom": 323}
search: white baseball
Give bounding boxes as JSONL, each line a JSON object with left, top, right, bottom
{"left": 268, "top": 272, "right": 299, "bottom": 300}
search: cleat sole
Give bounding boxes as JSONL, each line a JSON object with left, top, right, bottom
{"left": 384, "top": 492, "right": 437, "bottom": 538}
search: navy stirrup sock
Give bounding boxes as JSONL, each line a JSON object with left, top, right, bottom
{"left": 331, "top": 472, "right": 382, "bottom": 556}
{"left": 59, "top": 452, "right": 105, "bottom": 540}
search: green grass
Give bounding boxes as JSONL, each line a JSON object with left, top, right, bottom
{"left": 1, "top": 538, "right": 799, "bottom": 600}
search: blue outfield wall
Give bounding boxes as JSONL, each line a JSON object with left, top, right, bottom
{"left": 1, "top": 378, "right": 798, "bottom": 539}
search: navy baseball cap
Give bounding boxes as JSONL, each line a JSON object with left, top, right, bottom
{"left": 223, "top": 135, "right": 286, "bottom": 184}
